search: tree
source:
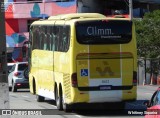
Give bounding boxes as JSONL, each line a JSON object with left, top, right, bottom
{"left": 135, "top": 10, "right": 160, "bottom": 84}
{"left": 135, "top": 10, "right": 160, "bottom": 58}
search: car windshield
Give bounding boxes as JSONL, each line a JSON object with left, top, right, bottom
{"left": 18, "top": 64, "right": 28, "bottom": 71}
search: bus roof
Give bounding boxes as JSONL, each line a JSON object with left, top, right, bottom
{"left": 31, "top": 13, "right": 131, "bottom": 26}
{"left": 48, "top": 13, "right": 106, "bottom": 20}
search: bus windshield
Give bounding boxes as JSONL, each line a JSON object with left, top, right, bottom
{"left": 75, "top": 20, "right": 132, "bottom": 44}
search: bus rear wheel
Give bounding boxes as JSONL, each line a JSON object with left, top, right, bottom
{"left": 32, "top": 79, "right": 36, "bottom": 94}
{"left": 61, "top": 88, "right": 72, "bottom": 112}
{"left": 62, "top": 102, "right": 72, "bottom": 112}
{"left": 56, "top": 86, "right": 72, "bottom": 112}
{"left": 56, "top": 87, "right": 63, "bottom": 110}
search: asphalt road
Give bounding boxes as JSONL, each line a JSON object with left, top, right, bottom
{"left": 7, "top": 85, "right": 159, "bottom": 118}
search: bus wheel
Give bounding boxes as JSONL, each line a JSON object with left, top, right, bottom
{"left": 62, "top": 101, "right": 72, "bottom": 112}
{"left": 33, "top": 79, "right": 36, "bottom": 94}
{"left": 36, "top": 95, "right": 45, "bottom": 102}
{"left": 56, "top": 88, "right": 63, "bottom": 110}
{"left": 62, "top": 91, "right": 72, "bottom": 112}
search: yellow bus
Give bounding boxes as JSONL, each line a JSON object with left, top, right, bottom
{"left": 29, "top": 13, "right": 137, "bottom": 111}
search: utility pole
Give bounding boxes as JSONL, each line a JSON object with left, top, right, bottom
{"left": 129, "top": 0, "right": 133, "bottom": 20}
{"left": 0, "top": 1, "right": 10, "bottom": 111}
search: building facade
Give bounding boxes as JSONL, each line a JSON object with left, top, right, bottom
{"left": 5, "top": 0, "right": 76, "bottom": 62}
{"left": 4, "top": 0, "right": 160, "bottom": 62}
{"left": 133, "top": 0, "right": 160, "bottom": 17}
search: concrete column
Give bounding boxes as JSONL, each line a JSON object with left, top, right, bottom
{"left": 129, "top": 0, "right": 133, "bottom": 20}
{"left": 0, "top": 1, "right": 10, "bottom": 112}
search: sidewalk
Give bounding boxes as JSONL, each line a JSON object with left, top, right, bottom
{"left": 138, "top": 85, "right": 159, "bottom": 92}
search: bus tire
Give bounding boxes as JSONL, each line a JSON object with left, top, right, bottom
{"left": 32, "top": 79, "right": 36, "bottom": 94}
{"left": 56, "top": 87, "right": 63, "bottom": 110}
{"left": 36, "top": 95, "right": 45, "bottom": 102}
{"left": 61, "top": 89, "right": 72, "bottom": 112}
{"left": 63, "top": 103, "right": 72, "bottom": 112}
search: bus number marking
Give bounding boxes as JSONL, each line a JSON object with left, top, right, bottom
{"left": 102, "top": 80, "right": 109, "bottom": 83}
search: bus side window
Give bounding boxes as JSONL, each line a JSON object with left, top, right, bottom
{"left": 63, "top": 26, "right": 70, "bottom": 52}
{"left": 43, "top": 26, "right": 47, "bottom": 50}
{"left": 32, "top": 26, "right": 40, "bottom": 50}
{"left": 62, "top": 32, "right": 67, "bottom": 51}
{"left": 59, "top": 26, "right": 64, "bottom": 51}
{"left": 46, "top": 26, "right": 51, "bottom": 51}
{"left": 51, "top": 26, "right": 56, "bottom": 51}
{"left": 55, "top": 26, "right": 60, "bottom": 51}
{"left": 40, "top": 27, "right": 42, "bottom": 49}
{"left": 39, "top": 26, "right": 44, "bottom": 50}
{"left": 55, "top": 25, "right": 69, "bottom": 52}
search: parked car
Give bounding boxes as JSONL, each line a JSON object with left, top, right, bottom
{"left": 7, "top": 63, "right": 15, "bottom": 73}
{"left": 144, "top": 87, "right": 160, "bottom": 118}
{"left": 8, "top": 62, "right": 29, "bottom": 92}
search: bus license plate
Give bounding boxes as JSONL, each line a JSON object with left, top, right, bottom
{"left": 99, "top": 85, "right": 111, "bottom": 90}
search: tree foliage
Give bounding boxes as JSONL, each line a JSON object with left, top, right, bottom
{"left": 134, "top": 10, "right": 160, "bottom": 58}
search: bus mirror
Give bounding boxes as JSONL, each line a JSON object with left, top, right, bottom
{"left": 22, "top": 41, "right": 31, "bottom": 50}
{"left": 23, "top": 41, "right": 32, "bottom": 48}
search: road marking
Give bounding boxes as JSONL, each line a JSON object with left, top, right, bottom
{"left": 145, "top": 93, "right": 153, "bottom": 95}
{"left": 9, "top": 93, "right": 14, "bottom": 96}
{"left": 74, "top": 115, "right": 82, "bottom": 118}
{"left": 50, "top": 104, "right": 57, "bottom": 108}
{"left": 21, "top": 95, "right": 29, "bottom": 98}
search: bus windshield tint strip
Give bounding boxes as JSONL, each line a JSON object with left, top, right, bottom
{"left": 76, "top": 20, "right": 132, "bottom": 44}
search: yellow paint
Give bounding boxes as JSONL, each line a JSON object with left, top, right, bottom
{"left": 121, "top": 22, "right": 137, "bottom": 100}
{"left": 90, "top": 59, "right": 121, "bottom": 78}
